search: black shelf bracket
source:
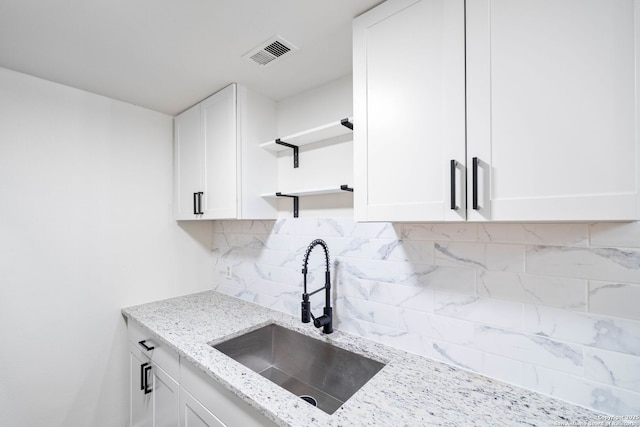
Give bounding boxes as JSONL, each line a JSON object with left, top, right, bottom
{"left": 276, "top": 192, "right": 299, "bottom": 218}
{"left": 341, "top": 118, "right": 354, "bottom": 130}
{"left": 340, "top": 185, "right": 354, "bottom": 192}
{"left": 275, "top": 139, "right": 299, "bottom": 168}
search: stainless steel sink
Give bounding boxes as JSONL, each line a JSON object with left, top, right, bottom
{"left": 212, "top": 323, "right": 385, "bottom": 414}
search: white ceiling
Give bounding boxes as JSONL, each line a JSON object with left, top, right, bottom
{"left": 0, "top": 0, "right": 383, "bottom": 116}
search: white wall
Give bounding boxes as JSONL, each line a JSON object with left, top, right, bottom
{"left": 276, "top": 74, "right": 353, "bottom": 136}
{"left": 0, "top": 67, "right": 213, "bottom": 427}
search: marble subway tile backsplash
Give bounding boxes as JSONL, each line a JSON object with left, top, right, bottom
{"left": 211, "top": 218, "right": 640, "bottom": 415}
{"left": 589, "top": 281, "right": 640, "bottom": 321}
{"left": 478, "top": 270, "right": 588, "bottom": 310}
{"left": 526, "top": 245, "right": 640, "bottom": 284}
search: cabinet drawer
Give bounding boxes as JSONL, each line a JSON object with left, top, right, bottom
{"left": 127, "top": 320, "right": 179, "bottom": 380}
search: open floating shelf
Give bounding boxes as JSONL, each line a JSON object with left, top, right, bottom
{"left": 262, "top": 185, "right": 354, "bottom": 217}
{"left": 261, "top": 185, "right": 353, "bottom": 198}
{"left": 261, "top": 118, "right": 354, "bottom": 215}
{"left": 260, "top": 118, "right": 353, "bottom": 153}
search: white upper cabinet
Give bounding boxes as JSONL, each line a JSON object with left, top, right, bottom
{"left": 174, "top": 84, "right": 278, "bottom": 220}
{"left": 354, "top": 0, "right": 640, "bottom": 222}
{"left": 353, "top": 0, "right": 466, "bottom": 222}
{"left": 200, "top": 86, "right": 238, "bottom": 219}
{"left": 467, "top": 0, "right": 639, "bottom": 221}
{"left": 174, "top": 103, "right": 203, "bottom": 220}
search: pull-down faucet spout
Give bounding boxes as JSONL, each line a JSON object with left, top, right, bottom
{"left": 301, "top": 239, "right": 333, "bottom": 334}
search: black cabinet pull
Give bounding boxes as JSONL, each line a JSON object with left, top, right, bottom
{"left": 140, "top": 362, "right": 149, "bottom": 391}
{"left": 140, "top": 363, "right": 153, "bottom": 394}
{"left": 472, "top": 157, "right": 479, "bottom": 210}
{"left": 193, "top": 193, "right": 198, "bottom": 215}
{"left": 193, "top": 192, "right": 204, "bottom": 215}
{"left": 450, "top": 160, "right": 458, "bottom": 210}
{"left": 197, "top": 192, "right": 204, "bottom": 215}
{"left": 138, "top": 340, "right": 155, "bottom": 351}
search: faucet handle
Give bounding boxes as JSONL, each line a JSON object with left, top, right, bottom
{"left": 314, "top": 308, "right": 333, "bottom": 334}
{"left": 313, "top": 314, "right": 330, "bottom": 328}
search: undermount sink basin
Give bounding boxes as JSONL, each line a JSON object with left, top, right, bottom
{"left": 212, "top": 323, "right": 386, "bottom": 414}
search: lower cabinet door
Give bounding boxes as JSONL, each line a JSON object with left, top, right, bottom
{"left": 180, "top": 388, "right": 226, "bottom": 427}
{"left": 130, "top": 345, "right": 179, "bottom": 427}
{"left": 180, "top": 360, "right": 277, "bottom": 427}
{"left": 130, "top": 349, "right": 152, "bottom": 427}
{"left": 152, "top": 361, "right": 180, "bottom": 427}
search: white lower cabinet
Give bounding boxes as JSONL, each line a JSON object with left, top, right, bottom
{"left": 128, "top": 320, "right": 276, "bottom": 427}
{"left": 179, "top": 360, "right": 277, "bottom": 427}
{"left": 180, "top": 388, "right": 225, "bottom": 427}
{"left": 128, "top": 327, "right": 180, "bottom": 427}
{"left": 130, "top": 347, "right": 153, "bottom": 427}
{"left": 152, "top": 366, "right": 180, "bottom": 427}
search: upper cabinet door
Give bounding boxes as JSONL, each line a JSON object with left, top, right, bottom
{"left": 174, "top": 104, "right": 204, "bottom": 220}
{"left": 353, "top": 0, "right": 466, "bottom": 222}
{"left": 466, "top": 0, "right": 640, "bottom": 221}
{"left": 201, "top": 84, "right": 238, "bottom": 219}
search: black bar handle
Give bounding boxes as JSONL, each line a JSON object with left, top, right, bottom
{"left": 140, "top": 362, "right": 149, "bottom": 391}
{"left": 472, "top": 157, "right": 479, "bottom": 210}
{"left": 193, "top": 193, "right": 198, "bottom": 215}
{"left": 450, "top": 160, "right": 458, "bottom": 210}
{"left": 143, "top": 364, "right": 153, "bottom": 394}
{"left": 197, "top": 192, "right": 204, "bottom": 215}
{"left": 138, "top": 340, "right": 155, "bottom": 351}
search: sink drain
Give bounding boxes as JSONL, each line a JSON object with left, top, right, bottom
{"left": 299, "top": 395, "right": 317, "bottom": 407}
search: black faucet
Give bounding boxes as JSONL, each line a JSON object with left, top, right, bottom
{"left": 301, "top": 239, "right": 333, "bottom": 334}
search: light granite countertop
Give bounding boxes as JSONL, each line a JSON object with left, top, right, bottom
{"left": 122, "top": 291, "right": 605, "bottom": 427}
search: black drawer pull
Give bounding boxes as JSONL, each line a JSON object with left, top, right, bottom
{"left": 138, "top": 340, "right": 155, "bottom": 351}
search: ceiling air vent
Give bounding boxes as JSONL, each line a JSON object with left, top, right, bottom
{"left": 243, "top": 36, "right": 298, "bottom": 67}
